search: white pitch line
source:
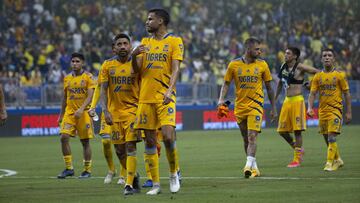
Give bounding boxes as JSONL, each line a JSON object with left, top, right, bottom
{"left": 0, "top": 169, "right": 17, "bottom": 178}
{"left": 2, "top": 175, "right": 360, "bottom": 180}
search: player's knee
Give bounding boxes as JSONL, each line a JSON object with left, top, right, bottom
{"left": 115, "top": 145, "right": 126, "bottom": 159}
{"left": 248, "top": 133, "right": 257, "bottom": 144}
{"left": 328, "top": 135, "right": 337, "bottom": 143}
{"left": 60, "top": 134, "right": 70, "bottom": 143}
{"left": 144, "top": 146, "right": 157, "bottom": 155}
{"left": 145, "top": 137, "right": 156, "bottom": 148}
{"left": 163, "top": 140, "right": 176, "bottom": 150}
{"left": 80, "top": 139, "right": 90, "bottom": 147}
{"left": 101, "top": 137, "right": 111, "bottom": 146}
{"left": 126, "top": 142, "right": 137, "bottom": 154}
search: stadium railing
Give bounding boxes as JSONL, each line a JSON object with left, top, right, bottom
{"left": 3, "top": 80, "right": 360, "bottom": 108}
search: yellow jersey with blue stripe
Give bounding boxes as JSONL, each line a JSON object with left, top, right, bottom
{"left": 64, "top": 71, "right": 96, "bottom": 114}
{"left": 99, "top": 56, "right": 140, "bottom": 122}
{"left": 139, "top": 34, "right": 184, "bottom": 103}
{"left": 310, "top": 69, "right": 349, "bottom": 120}
{"left": 224, "top": 57, "right": 272, "bottom": 116}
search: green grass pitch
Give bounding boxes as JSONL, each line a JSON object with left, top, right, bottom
{"left": 1, "top": 126, "right": 360, "bottom": 203}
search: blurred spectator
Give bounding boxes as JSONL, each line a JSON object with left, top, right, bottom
{"left": 0, "top": 0, "right": 359, "bottom": 88}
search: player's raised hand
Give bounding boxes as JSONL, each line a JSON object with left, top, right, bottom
{"left": 131, "top": 44, "right": 146, "bottom": 56}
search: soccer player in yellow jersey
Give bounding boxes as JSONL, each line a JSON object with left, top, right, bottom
{"left": 0, "top": 84, "right": 7, "bottom": 126}
{"left": 275, "top": 47, "right": 319, "bottom": 168}
{"left": 307, "top": 48, "right": 352, "bottom": 171}
{"left": 88, "top": 44, "right": 127, "bottom": 185}
{"left": 131, "top": 8, "right": 183, "bottom": 195}
{"left": 99, "top": 33, "right": 141, "bottom": 195}
{"left": 57, "top": 53, "right": 96, "bottom": 179}
{"left": 218, "top": 37, "right": 277, "bottom": 178}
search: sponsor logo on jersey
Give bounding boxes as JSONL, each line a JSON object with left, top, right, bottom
{"left": 254, "top": 67, "right": 259, "bottom": 75}
{"left": 163, "top": 44, "right": 169, "bottom": 52}
{"left": 110, "top": 69, "right": 115, "bottom": 75}
{"left": 146, "top": 53, "right": 168, "bottom": 62}
{"left": 239, "top": 76, "right": 258, "bottom": 83}
{"left": 168, "top": 107, "right": 174, "bottom": 114}
{"left": 80, "top": 80, "right": 86, "bottom": 87}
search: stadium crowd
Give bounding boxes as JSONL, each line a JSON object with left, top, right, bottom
{"left": 0, "top": 0, "right": 359, "bottom": 103}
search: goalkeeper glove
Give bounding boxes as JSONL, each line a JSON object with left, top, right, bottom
{"left": 217, "top": 101, "right": 231, "bottom": 119}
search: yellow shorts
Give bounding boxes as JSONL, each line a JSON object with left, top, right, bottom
{"left": 110, "top": 118, "right": 141, "bottom": 144}
{"left": 134, "top": 102, "right": 176, "bottom": 130}
{"left": 277, "top": 95, "right": 306, "bottom": 133}
{"left": 319, "top": 114, "right": 342, "bottom": 134}
{"left": 99, "top": 113, "right": 111, "bottom": 136}
{"left": 60, "top": 113, "right": 94, "bottom": 139}
{"left": 236, "top": 114, "right": 263, "bottom": 132}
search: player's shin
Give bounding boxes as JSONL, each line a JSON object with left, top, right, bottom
{"left": 165, "top": 140, "right": 178, "bottom": 174}
{"left": 327, "top": 136, "right": 337, "bottom": 164}
{"left": 101, "top": 137, "right": 115, "bottom": 172}
{"left": 63, "top": 155, "right": 73, "bottom": 170}
{"left": 126, "top": 151, "right": 137, "bottom": 186}
{"left": 144, "top": 146, "right": 160, "bottom": 184}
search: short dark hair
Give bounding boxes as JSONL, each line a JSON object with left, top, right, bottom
{"left": 287, "top": 47, "right": 301, "bottom": 60}
{"left": 149, "top": 8, "right": 170, "bottom": 26}
{"left": 71, "top": 52, "right": 85, "bottom": 61}
{"left": 113, "top": 33, "right": 131, "bottom": 44}
{"left": 322, "top": 48, "right": 335, "bottom": 57}
{"left": 244, "top": 37, "right": 261, "bottom": 49}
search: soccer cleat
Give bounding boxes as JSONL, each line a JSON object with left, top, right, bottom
{"left": 142, "top": 179, "right": 153, "bottom": 188}
{"left": 177, "top": 170, "right": 182, "bottom": 185}
{"left": 324, "top": 162, "right": 333, "bottom": 171}
{"left": 334, "top": 158, "right": 344, "bottom": 168}
{"left": 57, "top": 169, "right": 74, "bottom": 179}
{"left": 169, "top": 173, "right": 180, "bottom": 193}
{"left": 132, "top": 172, "right": 141, "bottom": 193}
{"left": 123, "top": 185, "right": 134, "bottom": 195}
{"left": 287, "top": 161, "right": 300, "bottom": 168}
{"left": 250, "top": 168, "right": 261, "bottom": 178}
{"left": 243, "top": 167, "right": 252, "bottom": 178}
{"left": 117, "top": 176, "right": 125, "bottom": 185}
{"left": 104, "top": 171, "right": 115, "bottom": 184}
{"left": 146, "top": 184, "right": 161, "bottom": 195}
{"left": 78, "top": 171, "right": 91, "bottom": 179}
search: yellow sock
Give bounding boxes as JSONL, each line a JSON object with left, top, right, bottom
{"left": 293, "top": 147, "right": 302, "bottom": 163}
{"left": 144, "top": 153, "right": 152, "bottom": 180}
{"left": 174, "top": 148, "right": 180, "bottom": 172}
{"left": 83, "top": 160, "right": 92, "bottom": 172}
{"left": 327, "top": 142, "right": 337, "bottom": 163}
{"left": 63, "top": 155, "right": 73, "bottom": 170}
{"left": 120, "top": 166, "right": 127, "bottom": 178}
{"left": 144, "top": 153, "right": 159, "bottom": 183}
{"left": 334, "top": 146, "right": 340, "bottom": 160}
{"left": 126, "top": 155, "right": 137, "bottom": 186}
{"left": 102, "top": 138, "right": 115, "bottom": 172}
{"left": 166, "top": 147, "right": 177, "bottom": 174}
